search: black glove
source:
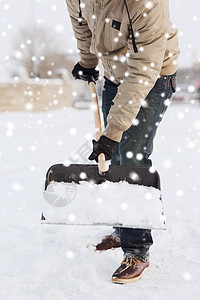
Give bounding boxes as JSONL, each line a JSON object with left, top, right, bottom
{"left": 72, "top": 62, "right": 99, "bottom": 81}
{"left": 88, "top": 135, "right": 118, "bottom": 162}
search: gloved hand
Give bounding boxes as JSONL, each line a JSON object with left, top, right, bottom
{"left": 72, "top": 62, "right": 99, "bottom": 81}
{"left": 88, "top": 135, "right": 118, "bottom": 162}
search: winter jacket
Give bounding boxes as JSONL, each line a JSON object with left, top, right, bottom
{"left": 65, "top": 0, "right": 180, "bottom": 142}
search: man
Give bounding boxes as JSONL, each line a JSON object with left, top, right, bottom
{"left": 65, "top": 0, "right": 179, "bottom": 284}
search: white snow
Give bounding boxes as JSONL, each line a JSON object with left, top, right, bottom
{"left": 0, "top": 103, "right": 200, "bottom": 299}
{"left": 43, "top": 181, "right": 164, "bottom": 229}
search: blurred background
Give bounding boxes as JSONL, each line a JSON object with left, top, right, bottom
{"left": 0, "top": 0, "right": 200, "bottom": 111}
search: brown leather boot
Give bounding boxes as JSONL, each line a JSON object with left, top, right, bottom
{"left": 95, "top": 234, "right": 120, "bottom": 251}
{"left": 112, "top": 257, "right": 150, "bottom": 284}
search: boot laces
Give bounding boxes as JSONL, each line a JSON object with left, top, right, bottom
{"left": 104, "top": 234, "right": 119, "bottom": 241}
{"left": 122, "top": 257, "right": 139, "bottom": 267}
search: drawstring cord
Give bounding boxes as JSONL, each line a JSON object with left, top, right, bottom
{"left": 78, "top": 0, "right": 138, "bottom": 53}
{"left": 78, "top": 0, "right": 83, "bottom": 26}
{"left": 124, "top": 0, "right": 138, "bottom": 53}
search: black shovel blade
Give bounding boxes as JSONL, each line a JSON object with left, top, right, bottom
{"left": 45, "top": 164, "right": 161, "bottom": 190}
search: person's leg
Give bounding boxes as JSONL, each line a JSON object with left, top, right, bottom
{"left": 100, "top": 74, "right": 176, "bottom": 259}
{"left": 119, "top": 73, "right": 176, "bottom": 260}
{"left": 101, "top": 77, "right": 121, "bottom": 240}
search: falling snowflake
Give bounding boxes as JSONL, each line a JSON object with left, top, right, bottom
{"left": 30, "top": 145, "right": 36, "bottom": 151}
{"left": 136, "top": 153, "right": 143, "bottom": 161}
{"left": 121, "top": 203, "right": 128, "bottom": 210}
{"left": 30, "top": 165, "right": 36, "bottom": 172}
{"left": 176, "top": 189, "right": 183, "bottom": 197}
{"left": 149, "top": 166, "right": 156, "bottom": 173}
{"left": 187, "top": 85, "right": 195, "bottom": 93}
{"left": 55, "top": 24, "right": 64, "bottom": 33}
{"left": 79, "top": 172, "right": 87, "bottom": 180}
{"left": 163, "top": 159, "right": 172, "bottom": 169}
{"left": 12, "top": 183, "right": 23, "bottom": 192}
{"left": 126, "top": 151, "right": 133, "bottom": 159}
{"left": 145, "top": 192, "right": 152, "bottom": 200}
{"left": 4, "top": 4, "right": 10, "bottom": 10}
{"left": 69, "top": 214, "right": 76, "bottom": 222}
{"left": 51, "top": 5, "right": 57, "bottom": 11}
{"left": 65, "top": 250, "right": 75, "bottom": 259}
{"left": 132, "top": 119, "right": 139, "bottom": 126}
{"left": 177, "top": 112, "right": 185, "bottom": 120}
{"left": 183, "top": 272, "right": 192, "bottom": 281}
{"left": 57, "top": 140, "right": 63, "bottom": 146}
{"left": 130, "top": 172, "right": 140, "bottom": 181}
{"left": 96, "top": 198, "right": 102, "bottom": 203}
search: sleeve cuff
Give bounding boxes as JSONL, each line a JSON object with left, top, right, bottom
{"left": 80, "top": 56, "right": 99, "bottom": 69}
{"left": 103, "top": 122, "right": 124, "bottom": 142}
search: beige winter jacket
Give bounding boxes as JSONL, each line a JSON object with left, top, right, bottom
{"left": 66, "top": 0, "right": 180, "bottom": 142}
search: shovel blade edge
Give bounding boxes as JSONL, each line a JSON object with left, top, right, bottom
{"left": 45, "top": 164, "right": 161, "bottom": 190}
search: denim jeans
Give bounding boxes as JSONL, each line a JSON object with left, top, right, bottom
{"left": 102, "top": 73, "right": 176, "bottom": 260}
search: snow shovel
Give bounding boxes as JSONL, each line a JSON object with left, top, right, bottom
{"left": 42, "top": 79, "right": 166, "bottom": 229}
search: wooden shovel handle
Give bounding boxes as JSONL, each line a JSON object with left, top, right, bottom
{"left": 88, "top": 81, "right": 106, "bottom": 173}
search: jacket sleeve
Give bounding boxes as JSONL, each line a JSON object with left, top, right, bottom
{"left": 65, "top": 0, "right": 99, "bottom": 68}
{"left": 103, "top": 0, "right": 173, "bottom": 142}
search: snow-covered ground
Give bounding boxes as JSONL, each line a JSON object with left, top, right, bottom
{"left": 0, "top": 102, "right": 200, "bottom": 299}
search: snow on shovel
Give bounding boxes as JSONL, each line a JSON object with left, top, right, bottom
{"left": 42, "top": 78, "right": 166, "bottom": 230}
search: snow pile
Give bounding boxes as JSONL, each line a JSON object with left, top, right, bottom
{"left": 43, "top": 181, "right": 164, "bottom": 229}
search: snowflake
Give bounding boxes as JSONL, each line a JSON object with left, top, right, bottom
{"left": 177, "top": 112, "right": 185, "bottom": 119}
{"left": 12, "top": 183, "right": 23, "bottom": 192}
{"left": 57, "top": 140, "right": 63, "bottom": 146}
{"left": 132, "top": 119, "right": 139, "bottom": 126}
{"left": 183, "top": 272, "right": 192, "bottom": 281}
{"left": 30, "top": 165, "right": 36, "bottom": 172}
{"left": 69, "top": 214, "right": 76, "bottom": 222}
{"left": 51, "top": 5, "right": 57, "bottom": 11}
{"left": 188, "top": 141, "right": 195, "bottom": 149}
{"left": 145, "top": 1, "right": 153, "bottom": 9}
{"left": 163, "top": 159, "right": 172, "bottom": 169}
{"left": 145, "top": 192, "right": 152, "bottom": 200}
{"left": 136, "top": 153, "right": 143, "bottom": 161}
{"left": 130, "top": 172, "right": 139, "bottom": 181}
{"left": 121, "top": 203, "right": 128, "bottom": 210}
{"left": 65, "top": 250, "right": 75, "bottom": 259}
{"left": 55, "top": 24, "right": 64, "bottom": 33}
{"left": 176, "top": 189, "right": 183, "bottom": 197}
{"left": 126, "top": 151, "right": 133, "bottom": 159}
{"left": 149, "top": 166, "right": 156, "bottom": 174}
{"left": 188, "top": 85, "right": 195, "bottom": 93}
{"left": 80, "top": 3, "right": 85, "bottom": 8}
{"left": 4, "top": 4, "right": 10, "bottom": 10}
{"left": 96, "top": 198, "right": 102, "bottom": 203}
{"left": 6, "top": 130, "right": 13, "bottom": 137}
{"left": 30, "top": 145, "right": 36, "bottom": 151}
{"left": 69, "top": 128, "right": 77, "bottom": 135}
{"left": 47, "top": 70, "right": 52, "bottom": 76}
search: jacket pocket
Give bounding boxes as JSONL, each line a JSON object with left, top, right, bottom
{"left": 102, "top": 21, "right": 128, "bottom": 52}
